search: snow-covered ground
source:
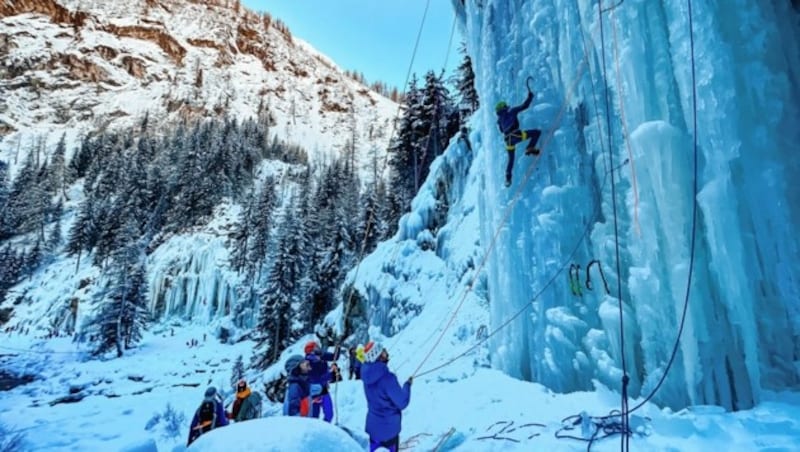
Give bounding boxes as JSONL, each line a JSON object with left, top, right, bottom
{"left": 2, "top": 305, "right": 800, "bottom": 451}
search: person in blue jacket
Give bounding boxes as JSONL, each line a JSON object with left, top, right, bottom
{"left": 186, "top": 386, "right": 229, "bottom": 446}
{"left": 495, "top": 86, "right": 541, "bottom": 187}
{"left": 283, "top": 354, "right": 314, "bottom": 417}
{"left": 361, "top": 341, "right": 412, "bottom": 452}
{"left": 304, "top": 340, "right": 340, "bottom": 422}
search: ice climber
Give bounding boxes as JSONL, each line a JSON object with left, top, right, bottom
{"left": 187, "top": 386, "right": 229, "bottom": 446}
{"left": 495, "top": 78, "right": 541, "bottom": 187}
{"left": 304, "top": 340, "right": 341, "bottom": 423}
{"left": 283, "top": 354, "right": 313, "bottom": 417}
{"left": 361, "top": 341, "right": 412, "bottom": 452}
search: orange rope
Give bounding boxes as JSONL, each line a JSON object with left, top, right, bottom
{"left": 412, "top": 49, "right": 591, "bottom": 377}
{"left": 610, "top": 10, "right": 641, "bottom": 236}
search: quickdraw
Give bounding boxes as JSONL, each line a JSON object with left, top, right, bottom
{"left": 585, "top": 259, "right": 611, "bottom": 295}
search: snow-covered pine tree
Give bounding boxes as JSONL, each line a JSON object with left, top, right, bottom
{"left": 46, "top": 200, "right": 63, "bottom": 255}
{"left": 252, "top": 202, "right": 306, "bottom": 368}
{"left": 229, "top": 195, "right": 254, "bottom": 274}
{"left": 66, "top": 134, "right": 96, "bottom": 183}
{"left": 24, "top": 240, "right": 42, "bottom": 277}
{"left": 0, "top": 160, "right": 10, "bottom": 239}
{"left": 247, "top": 175, "right": 278, "bottom": 277}
{"left": 386, "top": 75, "right": 422, "bottom": 233}
{"left": 48, "top": 133, "right": 67, "bottom": 199}
{"left": 418, "top": 70, "right": 457, "bottom": 184}
{"left": 66, "top": 195, "right": 97, "bottom": 273}
{"left": 455, "top": 46, "right": 479, "bottom": 117}
{"left": 357, "top": 172, "right": 386, "bottom": 256}
{"left": 0, "top": 246, "right": 23, "bottom": 301}
{"left": 3, "top": 152, "right": 42, "bottom": 238}
{"left": 231, "top": 354, "right": 245, "bottom": 387}
{"left": 89, "top": 220, "right": 150, "bottom": 357}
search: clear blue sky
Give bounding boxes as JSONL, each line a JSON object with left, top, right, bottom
{"left": 241, "top": 1, "right": 462, "bottom": 91}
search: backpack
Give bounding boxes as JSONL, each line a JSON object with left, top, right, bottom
{"left": 248, "top": 392, "right": 262, "bottom": 418}
{"left": 198, "top": 400, "right": 216, "bottom": 426}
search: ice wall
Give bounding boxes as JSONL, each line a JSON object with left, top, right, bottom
{"left": 146, "top": 234, "right": 238, "bottom": 324}
{"left": 462, "top": 0, "right": 800, "bottom": 409}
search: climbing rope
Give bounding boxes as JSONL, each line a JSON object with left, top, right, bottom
{"left": 597, "top": 1, "right": 631, "bottom": 449}
{"left": 554, "top": 1, "right": 700, "bottom": 450}
{"left": 415, "top": 158, "right": 624, "bottom": 378}
{"left": 411, "top": 44, "right": 592, "bottom": 378}
{"left": 626, "top": 0, "right": 698, "bottom": 414}
{"left": 609, "top": 11, "right": 640, "bottom": 236}
{"left": 333, "top": 0, "right": 433, "bottom": 425}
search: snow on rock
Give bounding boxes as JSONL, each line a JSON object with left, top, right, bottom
{"left": 0, "top": 0, "right": 398, "bottom": 179}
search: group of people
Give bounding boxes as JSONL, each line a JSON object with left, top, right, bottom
{"left": 284, "top": 340, "right": 412, "bottom": 452}
{"left": 186, "top": 339, "right": 412, "bottom": 452}
{"left": 186, "top": 379, "right": 262, "bottom": 446}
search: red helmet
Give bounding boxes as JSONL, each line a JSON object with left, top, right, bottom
{"left": 304, "top": 341, "right": 318, "bottom": 355}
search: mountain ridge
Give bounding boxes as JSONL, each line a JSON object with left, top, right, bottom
{"left": 0, "top": 0, "right": 397, "bottom": 175}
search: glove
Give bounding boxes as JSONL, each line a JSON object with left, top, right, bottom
{"left": 406, "top": 376, "right": 413, "bottom": 385}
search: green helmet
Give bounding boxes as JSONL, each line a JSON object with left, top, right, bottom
{"left": 495, "top": 101, "right": 508, "bottom": 112}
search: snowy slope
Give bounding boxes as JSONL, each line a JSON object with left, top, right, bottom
{"left": 0, "top": 0, "right": 397, "bottom": 178}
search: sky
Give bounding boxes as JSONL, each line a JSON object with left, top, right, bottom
{"left": 241, "top": 0, "right": 462, "bottom": 91}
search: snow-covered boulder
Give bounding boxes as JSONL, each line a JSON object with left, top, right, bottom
{"left": 187, "top": 417, "right": 362, "bottom": 451}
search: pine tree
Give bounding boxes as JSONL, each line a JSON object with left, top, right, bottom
{"left": 89, "top": 220, "right": 150, "bottom": 357}
{"left": 3, "top": 152, "right": 41, "bottom": 237}
{"left": 46, "top": 200, "right": 63, "bottom": 254}
{"left": 358, "top": 175, "right": 386, "bottom": 255}
{"left": 66, "top": 135, "right": 96, "bottom": 183}
{"left": 25, "top": 240, "right": 43, "bottom": 276}
{"left": 253, "top": 203, "right": 306, "bottom": 369}
{"left": 247, "top": 176, "right": 278, "bottom": 277}
{"left": 49, "top": 133, "right": 67, "bottom": 199}
{"left": 386, "top": 74, "right": 421, "bottom": 227}
{"left": 0, "top": 246, "right": 23, "bottom": 301}
{"left": 231, "top": 354, "right": 245, "bottom": 387}
{"left": 229, "top": 195, "right": 254, "bottom": 274}
{"left": 455, "top": 46, "right": 480, "bottom": 116}
{"left": 0, "top": 161, "right": 10, "bottom": 239}
{"left": 66, "top": 196, "right": 98, "bottom": 273}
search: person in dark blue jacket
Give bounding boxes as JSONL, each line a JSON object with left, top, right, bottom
{"left": 361, "top": 341, "right": 412, "bottom": 452}
{"left": 495, "top": 87, "right": 541, "bottom": 187}
{"left": 186, "top": 386, "right": 229, "bottom": 446}
{"left": 304, "top": 340, "right": 340, "bottom": 423}
{"left": 283, "top": 354, "right": 313, "bottom": 416}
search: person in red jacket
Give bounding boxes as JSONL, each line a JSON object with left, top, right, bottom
{"left": 304, "top": 340, "right": 340, "bottom": 422}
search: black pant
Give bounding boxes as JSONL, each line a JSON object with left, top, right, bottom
{"left": 504, "top": 129, "right": 541, "bottom": 182}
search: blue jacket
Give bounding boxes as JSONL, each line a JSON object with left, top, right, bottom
{"left": 306, "top": 351, "right": 336, "bottom": 387}
{"left": 496, "top": 91, "right": 533, "bottom": 135}
{"left": 283, "top": 371, "right": 310, "bottom": 416}
{"left": 361, "top": 361, "right": 411, "bottom": 442}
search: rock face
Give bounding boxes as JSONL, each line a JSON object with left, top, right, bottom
{"left": 0, "top": 0, "right": 396, "bottom": 168}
